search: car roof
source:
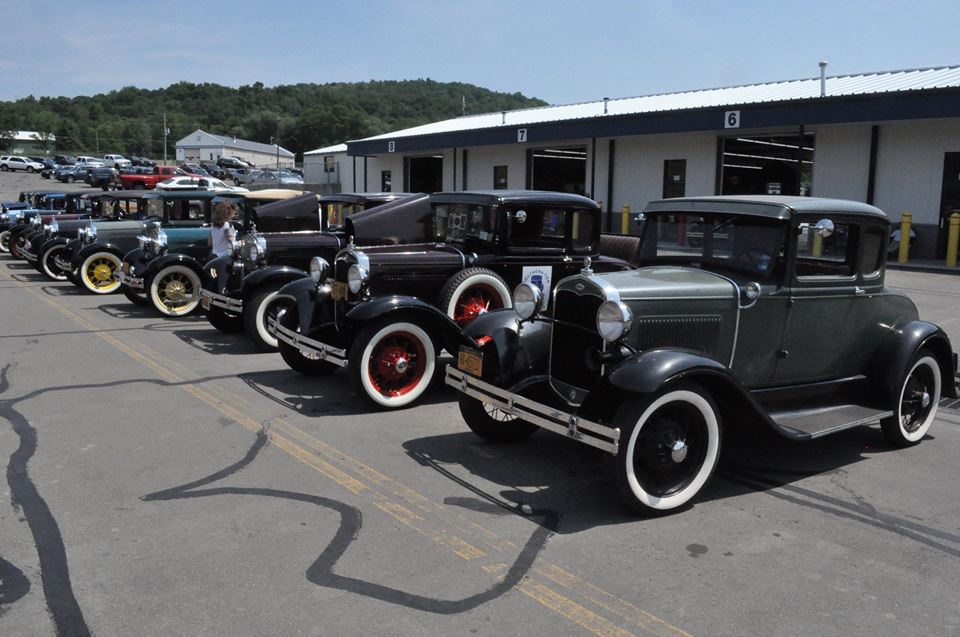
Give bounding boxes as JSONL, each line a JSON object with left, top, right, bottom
{"left": 319, "top": 192, "right": 414, "bottom": 205}
{"left": 431, "top": 190, "right": 601, "bottom": 209}
{"left": 142, "top": 191, "right": 220, "bottom": 201}
{"left": 644, "top": 195, "right": 887, "bottom": 220}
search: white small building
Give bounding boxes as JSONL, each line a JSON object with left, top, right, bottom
{"left": 303, "top": 143, "right": 349, "bottom": 193}
{"left": 175, "top": 129, "right": 294, "bottom": 167}
{"left": 2, "top": 130, "right": 56, "bottom": 154}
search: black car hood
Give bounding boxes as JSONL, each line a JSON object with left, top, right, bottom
{"left": 346, "top": 194, "right": 433, "bottom": 245}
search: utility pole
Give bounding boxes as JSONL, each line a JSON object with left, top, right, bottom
{"left": 163, "top": 110, "right": 169, "bottom": 165}
{"left": 462, "top": 95, "right": 466, "bottom": 116}
{"left": 95, "top": 130, "right": 99, "bottom": 155}
{"left": 276, "top": 118, "right": 281, "bottom": 187}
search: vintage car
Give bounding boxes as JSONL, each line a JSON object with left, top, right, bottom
{"left": 118, "top": 190, "right": 307, "bottom": 315}
{"left": 28, "top": 191, "right": 134, "bottom": 280}
{"left": 444, "top": 195, "right": 956, "bottom": 515}
{"left": 269, "top": 190, "right": 640, "bottom": 409}
{"left": 5, "top": 193, "right": 93, "bottom": 258}
{"left": 19, "top": 191, "right": 104, "bottom": 269}
{"left": 65, "top": 191, "right": 216, "bottom": 296}
{"left": 200, "top": 192, "right": 429, "bottom": 350}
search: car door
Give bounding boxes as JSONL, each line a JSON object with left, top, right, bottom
{"left": 771, "top": 215, "right": 863, "bottom": 385}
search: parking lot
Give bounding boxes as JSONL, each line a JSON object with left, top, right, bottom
{"left": 2, "top": 172, "right": 960, "bottom": 636}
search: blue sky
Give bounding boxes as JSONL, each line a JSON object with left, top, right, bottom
{"left": 2, "top": 0, "right": 958, "bottom": 105}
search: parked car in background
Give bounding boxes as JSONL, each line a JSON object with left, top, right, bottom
{"left": 130, "top": 156, "right": 156, "bottom": 167}
{"left": 200, "top": 162, "right": 229, "bottom": 180}
{"left": 252, "top": 169, "right": 304, "bottom": 187}
{"left": 117, "top": 165, "right": 196, "bottom": 190}
{"left": 217, "top": 156, "right": 254, "bottom": 170}
{"left": 155, "top": 176, "right": 248, "bottom": 192}
{"left": 0, "top": 156, "right": 45, "bottom": 172}
{"left": 54, "top": 155, "right": 76, "bottom": 165}
{"left": 103, "top": 154, "right": 132, "bottom": 168}
{"left": 75, "top": 156, "right": 103, "bottom": 166}
{"left": 86, "top": 166, "right": 119, "bottom": 190}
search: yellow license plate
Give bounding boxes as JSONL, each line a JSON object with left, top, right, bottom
{"left": 331, "top": 281, "right": 348, "bottom": 301}
{"left": 457, "top": 348, "right": 483, "bottom": 377}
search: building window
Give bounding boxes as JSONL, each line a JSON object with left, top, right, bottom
{"left": 494, "top": 165, "right": 508, "bottom": 189}
{"left": 381, "top": 170, "right": 392, "bottom": 192}
{"left": 324, "top": 156, "right": 336, "bottom": 173}
{"left": 663, "top": 159, "right": 686, "bottom": 198}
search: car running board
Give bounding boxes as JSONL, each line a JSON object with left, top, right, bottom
{"left": 769, "top": 403, "right": 893, "bottom": 440}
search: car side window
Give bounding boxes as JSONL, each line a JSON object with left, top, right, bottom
{"left": 506, "top": 206, "right": 567, "bottom": 249}
{"left": 859, "top": 226, "right": 885, "bottom": 279}
{"left": 795, "top": 217, "right": 856, "bottom": 278}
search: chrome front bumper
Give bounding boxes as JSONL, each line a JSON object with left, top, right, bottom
{"left": 200, "top": 289, "right": 243, "bottom": 312}
{"left": 54, "top": 255, "right": 72, "bottom": 271}
{"left": 267, "top": 315, "right": 348, "bottom": 367}
{"left": 444, "top": 366, "right": 620, "bottom": 454}
{"left": 118, "top": 270, "right": 143, "bottom": 289}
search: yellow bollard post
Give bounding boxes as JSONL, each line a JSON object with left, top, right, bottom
{"left": 898, "top": 213, "right": 912, "bottom": 264}
{"left": 621, "top": 204, "right": 630, "bottom": 234}
{"left": 948, "top": 213, "right": 960, "bottom": 267}
{"left": 812, "top": 231, "right": 823, "bottom": 257}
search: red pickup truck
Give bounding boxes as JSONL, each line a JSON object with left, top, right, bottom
{"left": 117, "top": 165, "right": 200, "bottom": 190}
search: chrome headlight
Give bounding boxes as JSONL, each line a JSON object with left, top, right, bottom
{"left": 31, "top": 216, "right": 41, "bottom": 228}
{"left": 310, "top": 256, "right": 330, "bottom": 284}
{"left": 243, "top": 234, "right": 267, "bottom": 262}
{"left": 596, "top": 300, "right": 633, "bottom": 343}
{"left": 48, "top": 219, "right": 59, "bottom": 236}
{"left": 0, "top": 212, "right": 7, "bottom": 222}
{"left": 156, "top": 228, "right": 168, "bottom": 249}
{"left": 347, "top": 264, "right": 368, "bottom": 294}
{"left": 513, "top": 283, "right": 544, "bottom": 320}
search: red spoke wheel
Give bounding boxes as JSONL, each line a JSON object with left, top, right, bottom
{"left": 350, "top": 319, "right": 437, "bottom": 409}
{"left": 439, "top": 268, "right": 511, "bottom": 328}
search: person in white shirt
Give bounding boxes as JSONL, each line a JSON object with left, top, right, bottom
{"left": 209, "top": 202, "right": 238, "bottom": 288}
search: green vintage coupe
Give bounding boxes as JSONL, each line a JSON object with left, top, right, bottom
{"left": 446, "top": 196, "right": 956, "bottom": 515}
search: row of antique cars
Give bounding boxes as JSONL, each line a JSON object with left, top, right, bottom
{"left": 1, "top": 186, "right": 954, "bottom": 514}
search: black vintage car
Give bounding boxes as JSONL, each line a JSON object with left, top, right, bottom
{"left": 200, "top": 192, "right": 430, "bottom": 350}
{"left": 445, "top": 195, "right": 956, "bottom": 515}
{"left": 270, "top": 190, "right": 638, "bottom": 409}
{"left": 5, "top": 193, "right": 92, "bottom": 259}
{"left": 19, "top": 190, "right": 107, "bottom": 276}
{"left": 118, "top": 190, "right": 309, "bottom": 315}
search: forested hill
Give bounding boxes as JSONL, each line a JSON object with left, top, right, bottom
{"left": 0, "top": 80, "right": 547, "bottom": 159}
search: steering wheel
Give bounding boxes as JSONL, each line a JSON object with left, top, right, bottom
{"left": 732, "top": 249, "right": 776, "bottom": 272}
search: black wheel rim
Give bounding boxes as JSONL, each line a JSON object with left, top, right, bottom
{"left": 632, "top": 402, "right": 709, "bottom": 498}
{"left": 901, "top": 363, "right": 936, "bottom": 433}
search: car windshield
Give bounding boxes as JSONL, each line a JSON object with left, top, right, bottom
{"left": 322, "top": 201, "right": 362, "bottom": 228}
{"left": 637, "top": 212, "right": 788, "bottom": 278}
{"left": 434, "top": 203, "right": 497, "bottom": 244}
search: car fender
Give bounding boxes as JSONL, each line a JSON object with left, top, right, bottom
{"left": 277, "top": 276, "right": 317, "bottom": 330}
{"left": 33, "top": 237, "right": 69, "bottom": 270}
{"left": 201, "top": 254, "right": 233, "bottom": 289}
{"left": 344, "top": 295, "right": 467, "bottom": 354}
{"left": 869, "top": 319, "right": 958, "bottom": 400}
{"left": 74, "top": 242, "right": 127, "bottom": 269}
{"left": 143, "top": 253, "right": 205, "bottom": 282}
{"left": 241, "top": 265, "right": 307, "bottom": 299}
{"left": 461, "top": 309, "right": 552, "bottom": 388}
{"left": 576, "top": 347, "right": 772, "bottom": 430}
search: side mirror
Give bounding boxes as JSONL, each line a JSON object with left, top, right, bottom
{"left": 815, "top": 218, "right": 834, "bottom": 238}
{"left": 513, "top": 210, "right": 527, "bottom": 224}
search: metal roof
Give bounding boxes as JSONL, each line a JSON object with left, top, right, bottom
{"left": 645, "top": 195, "right": 887, "bottom": 220}
{"left": 304, "top": 143, "right": 348, "bottom": 156}
{"left": 353, "top": 65, "right": 960, "bottom": 143}
{"left": 179, "top": 129, "right": 294, "bottom": 157}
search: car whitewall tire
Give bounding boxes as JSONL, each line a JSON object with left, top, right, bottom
{"left": 41, "top": 244, "right": 68, "bottom": 280}
{"left": 80, "top": 251, "right": 122, "bottom": 294}
{"left": 882, "top": 352, "right": 941, "bottom": 446}
{"left": 150, "top": 265, "right": 202, "bottom": 316}
{"left": 352, "top": 320, "right": 436, "bottom": 409}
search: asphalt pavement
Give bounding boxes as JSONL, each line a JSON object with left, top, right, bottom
{"left": 2, "top": 171, "right": 960, "bottom": 637}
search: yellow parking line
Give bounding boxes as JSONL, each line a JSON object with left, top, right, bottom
{"left": 10, "top": 275, "right": 691, "bottom": 637}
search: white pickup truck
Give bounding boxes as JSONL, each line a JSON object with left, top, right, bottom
{"left": 102, "top": 154, "right": 132, "bottom": 168}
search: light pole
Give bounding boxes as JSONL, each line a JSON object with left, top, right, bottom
{"left": 275, "top": 118, "right": 281, "bottom": 187}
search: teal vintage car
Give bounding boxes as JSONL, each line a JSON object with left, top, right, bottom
{"left": 446, "top": 195, "right": 956, "bottom": 515}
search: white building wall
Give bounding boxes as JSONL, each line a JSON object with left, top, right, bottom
{"left": 612, "top": 133, "right": 716, "bottom": 212}
{"left": 873, "top": 119, "right": 960, "bottom": 227}
{"left": 810, "top": 124, "right": 872, "bottom": 201}
{"left": 465, "top": 145, "right": 526, "bottom": 190}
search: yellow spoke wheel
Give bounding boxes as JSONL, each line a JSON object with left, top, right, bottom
{"left": 150, "top": 265, "right": 201, "bottom": 316}
{"left": 80, "top": 252, "right": 121, "bottom": 294}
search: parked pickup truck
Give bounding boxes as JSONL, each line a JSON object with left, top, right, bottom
{"left": 117, "top": 165, "right": 197, "bottom": 190}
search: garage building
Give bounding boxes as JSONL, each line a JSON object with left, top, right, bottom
{"left": 340, "top": 64, "right": 960, "bottom": 259}
{"left": 175, "top": 129, "right": 294, "bottom": 167}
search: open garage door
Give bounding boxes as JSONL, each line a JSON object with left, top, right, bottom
{"left": 527, "top": 146, "right": 587, "bottom": 194}
{"left": 405, "top": 155, "right": 443, "bottom": 193}
{"left": 720, "top": 133, "right": 814, "bottom": 196}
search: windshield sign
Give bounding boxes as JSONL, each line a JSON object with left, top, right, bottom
{"left": 434, "top": 203, "right": 497, "bottom": 243}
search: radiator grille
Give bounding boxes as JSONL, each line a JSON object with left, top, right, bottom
{"left": 549, "top": 288, "right": 604, "bottom": 392}
{"left": 634, "top": 315, "right": 722, "bottom": 357}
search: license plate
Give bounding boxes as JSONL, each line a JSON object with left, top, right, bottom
{"left": 331, "top": 281, "right": 348, "bottom": 301}
{"left": 201, "top": 294, "right": 211, "bottom": 310}
{"left": 457, "top": 347, "right": 483, "bottom": 377}
{"left": 121, "top": 262, "right": 129, "bottom": 273}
